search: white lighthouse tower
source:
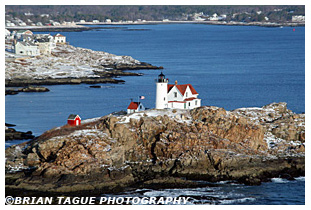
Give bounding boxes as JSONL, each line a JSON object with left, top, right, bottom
{"left": 155, "top": 72, "right": 168, "bottom": 109}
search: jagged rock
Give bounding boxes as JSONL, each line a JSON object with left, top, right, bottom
{"left": 5, "top": 103, "right": 305, "bottom": 196}
{"left": 18, "top": 86, "right": 50, "bottom": 92}
{"left": 5, "top": 128, "right": 35, "bottom": 140}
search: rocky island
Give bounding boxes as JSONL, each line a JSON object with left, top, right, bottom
{"left": 5, "top": 102, "right": 305, "bottom": 197}
{"left": 5, "top": 44, "right": 162, "bottom": 87}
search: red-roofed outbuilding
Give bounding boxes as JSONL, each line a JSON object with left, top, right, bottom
{"left": 67, "top": 114, "right": 81, "bottom": 126}
{"left": 127, "top": 101, "right": 145, "bottom": 114}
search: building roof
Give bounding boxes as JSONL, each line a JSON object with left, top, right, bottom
{"left": 168, "top": 97, "right": 197, "bottom": 103}
{"left": 54, "top": 33, "right": 65, "bottom": 37}
{"left": 184, "top": 97, "right": 197, "bottom": 101}
{"left": 35, "top": 37, "right": 50, "bottom": 43}
{"left": 16, "top": 30, "right": 31, "bottom": 34}
{"left": 17, "top": 41, "right": 37, "bottom": 47}
{"left": 168, "top": 101, "right": 186, "bottom": 103}
{"left": 167, "top": 84, "right": 198, "bottom": 95}
{"left": 127, "top": 102, "right": 141, "bottom": 110}
{"left": 68, "top": 114, "right": 80, "bottom": 120}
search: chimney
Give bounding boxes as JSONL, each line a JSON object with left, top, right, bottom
{"left": 175, "top": 80, "right": 178, "bottom": 85}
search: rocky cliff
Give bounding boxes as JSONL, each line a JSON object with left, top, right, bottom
{"left": 5, "top": 102, "right": 305, "bottom": 196}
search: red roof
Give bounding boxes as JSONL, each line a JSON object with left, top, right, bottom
{"left": 168, "top": 97, "right": 197, "bottom": 103}
{"left": 54, "top": 34, "right": 65, "bottom": 37}
{"left": 127, "top": 102, "right": 140, "bottom": 110}
{"left": 184, "top": 97, "right": 197, "bottom": 101}
{"left": 168, "top": 101, "right": 186, "bottom": 103}
{"left": 167, "top": 84, "right": 198, "bottom": 96}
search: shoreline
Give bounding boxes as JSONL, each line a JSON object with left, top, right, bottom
{"left": 5, "top": 157, "right": 306, "bottom": 197}
{"left": 5, "top": 43, "right": 163, "bottom": 87}
{"left": 5, "top": 21, "right": 305, "bottom": 32}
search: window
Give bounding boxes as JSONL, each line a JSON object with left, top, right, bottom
{"left": 188, "top": 102, "right": 190, "bottom": 106}
{"left": 164, "top": 97, "right": 165, "bottom": 101}
{"left": 174, "top": 92, "right": 177, "bottom": 98}
{"left": 186, "top": 92, "right": 188, "bottom": 97}
{"left": 195, "top": 100, "right": 197, "bottom": 106}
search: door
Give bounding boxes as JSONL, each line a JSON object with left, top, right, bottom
{"left": 76, "top": 120, "right": 79, "bottom": 126}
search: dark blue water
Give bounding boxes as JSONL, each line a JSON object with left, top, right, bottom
{"left": 102, "top": 177, "right": 305, "bottom": 205}
{"left": 5, "top": 24, "right": 305, "bottom": 204}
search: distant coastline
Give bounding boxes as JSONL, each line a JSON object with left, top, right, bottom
{"left": 5, "top": 20, "right": 305, "bottom": 32}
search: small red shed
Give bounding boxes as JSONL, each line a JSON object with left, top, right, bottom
{"left": 67, "top": 114, "right": 81, "bottom": 126}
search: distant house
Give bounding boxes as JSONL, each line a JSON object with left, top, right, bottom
{"left": 52, "top": 22, "right": 61, "bottom": 26}
{"left": 35, "top": 38, "right": 52, "bottom": 55}
{"left": 14, "top": 41, "right": 40, "bottom": 56}
{"left": 292, "top": 15, "right": 305, "bottom": 22}
{"left": 16, "top": 30, "right": 33, "bottom": 40}
{"left": 209, "top": 13, "right": 219, "bottom": 21}
{"left": 34, "top": 34, "right": 56, "bottom": 51}
{"left": 53, "top": 33, "right": 66, "bottom": 44}
{"left": 67, "top": 114, "right": 81, "bottom": 126}
{"left": 127, "top": 102, "right": 145, "bottom": 114}
{"left": 5, "top": 29, "right": 11, "bottom": 38}
{"left": 6, "top": 22, "right": 15, "bottom": 27}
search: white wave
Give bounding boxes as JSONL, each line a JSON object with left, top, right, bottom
{"left": 216, "top": 180, "right": 230, "bottom": 184}
{"left": 220, "top": 197, "right": 256, "bottom": 205}
{"left": 271, "top": 178, "right": 289, "bottom": 183}
{"left": 295, "top": 176, "right": 305, "bottom": 181}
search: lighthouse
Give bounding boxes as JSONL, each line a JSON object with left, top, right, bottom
{"left": 155, "top": 72, "right": 201, "bottom": 110}
{"left": 155, "top": 72, "right": 169, "bottom": 109}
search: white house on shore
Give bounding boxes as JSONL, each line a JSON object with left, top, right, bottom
{"left": 14, "top": 41, "right": 40, "bottom": 56}
{"left": 34, "top": 34, "right": 56, "bottom": 55}
{"left": 53, "top": 33, "right": 66, "bottom": 44}
{"left": 155, "top": 72, "right": 201, "bottom": 109}
{"left": 127, "top": 101, "right": 145, "bottom": 114}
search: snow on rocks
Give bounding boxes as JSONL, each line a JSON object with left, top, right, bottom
{"left": 233, "top": 102, "right": 305, "bottom": 152}
{"left": 116, "top": 109, "right": 193, "bottom": 124}
{"left": 232, "top": 102, "right": 290, "bottom": 125}
{"left": 5, "top": 44, "right": 141, "bottom": 80}
{"left": 81, "top": 117, "right": 102, "bottom": 124}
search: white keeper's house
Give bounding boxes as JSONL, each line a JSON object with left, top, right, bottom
{"left": 155, "top": 72, "right": 201, "bottom": 109}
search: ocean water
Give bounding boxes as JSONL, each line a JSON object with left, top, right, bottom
{"left": 102, "top": 177, "right": 305, "bottom": 205}
{"left": 5, "top": 24, "right": 305, "bottom": 138}
{"left": 5, "top": 24, "right": 305, "bottom": 204}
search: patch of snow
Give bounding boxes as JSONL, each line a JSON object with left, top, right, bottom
{"left": 116, "top": 109, "right": 193, "bottom": 124}
{"left": 6, "top": 163, "right": 28, "bottom": 173}
{"left": 69, "top": 129, "right": 106, "bottom": 139}
{"left": 264, "top": 132, "right": 284, "bottom": 149}
{"left": 81, "top": 117, "right": 101, "bottom": 124}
